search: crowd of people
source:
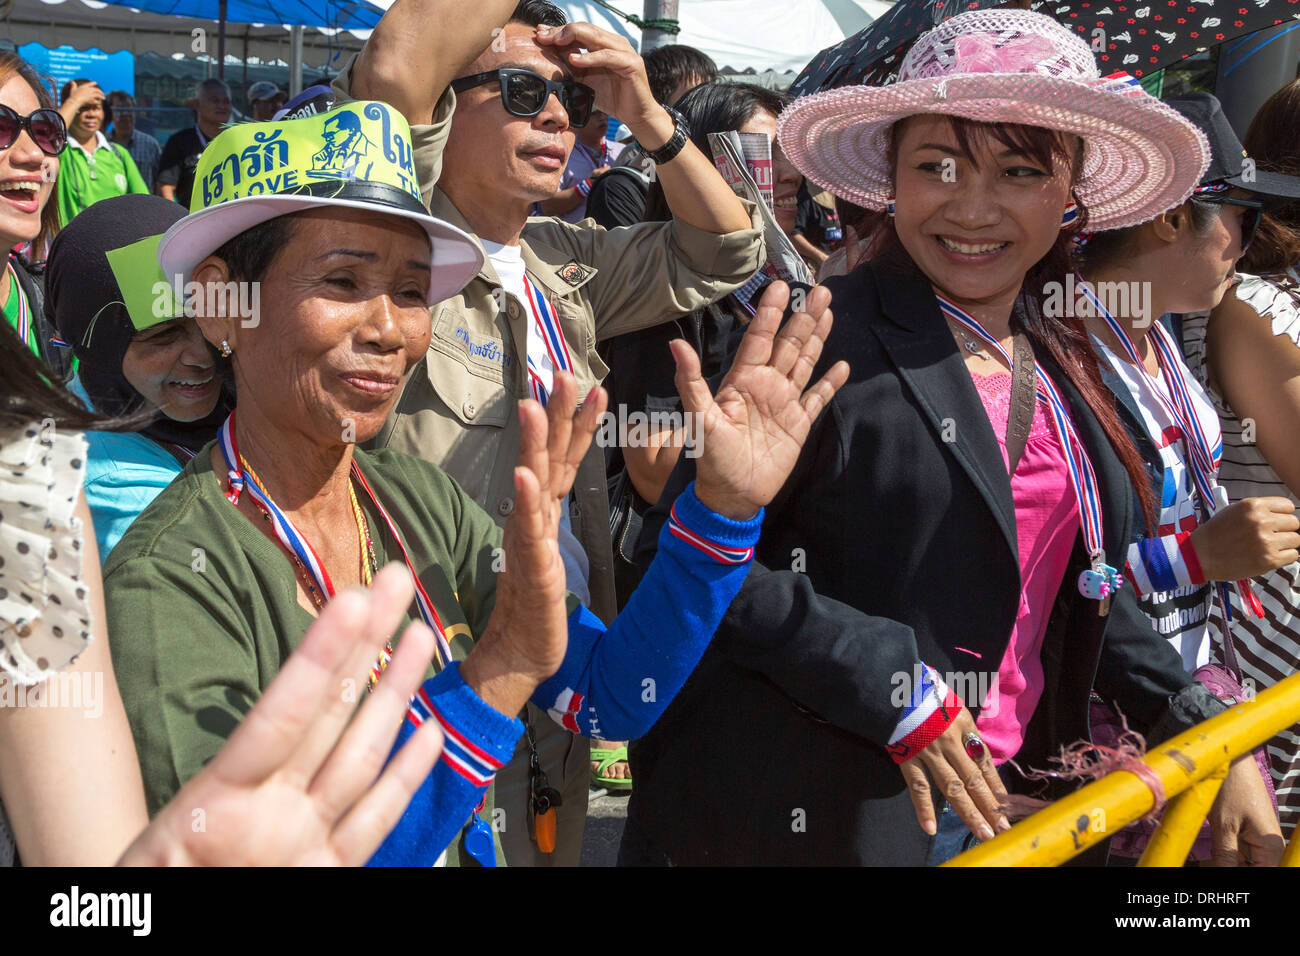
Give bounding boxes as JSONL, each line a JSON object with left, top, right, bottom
{"left": 3, "top": 0, "right": 1300, "bottom": 869}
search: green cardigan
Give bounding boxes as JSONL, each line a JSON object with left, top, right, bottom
{"left": 103, "top": 444, "right": 508, "bottom": 862}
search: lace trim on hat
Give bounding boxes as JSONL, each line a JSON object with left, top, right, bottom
{"left": 0, "top": 424, "right": 93, "bottom": 686}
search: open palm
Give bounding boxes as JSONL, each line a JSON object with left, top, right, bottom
{"left": 118, "top": 566, "right": 445, "bottom": 866}
{"left": 675, "top": 281, "right": 848, "bottom": 520}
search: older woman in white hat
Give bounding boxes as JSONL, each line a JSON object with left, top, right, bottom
{"left": 623, "top": 8, "right": 1281, "bottom": 866}
{"left": 102, "top": 98, "right": 846, "bottom": 866}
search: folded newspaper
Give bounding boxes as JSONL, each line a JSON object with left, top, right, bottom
{"left": 707, "top": 131, "right": 814, "bottom": 287}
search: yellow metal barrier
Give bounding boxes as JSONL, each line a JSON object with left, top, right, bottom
{"left": 945, "top": 669, "right": 1300, "bottom": 867}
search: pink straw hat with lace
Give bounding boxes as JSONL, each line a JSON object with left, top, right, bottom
{"left": 777, "top": 9, "right": 1210, "bottom": 231}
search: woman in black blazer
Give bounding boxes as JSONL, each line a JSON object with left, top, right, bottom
{"left": 620, "top": 9, "right": 1276, "bottom": 865}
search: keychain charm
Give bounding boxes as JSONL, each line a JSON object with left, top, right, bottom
{"left": 1078, "top": 550, "right": 1122, "bottom": 615}
{"left": 526, "top": 722, "right": 562, "bottom": 854}
{"left": 529, "top": 753, "right": 562, "bottom": 854}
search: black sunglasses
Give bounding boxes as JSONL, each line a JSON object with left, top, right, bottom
{"left": 1193, "top": 193, "right": 1264, "bottom": 256}
{"left": 0, "top": 105, "right": 66, "bottom": 157}
{"left": 451, "top": 68, "right": 594, "bottom": 128}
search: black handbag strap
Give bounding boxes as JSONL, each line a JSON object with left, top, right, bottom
{"left": 1005, "top": 332, "right": 1036, "bottom": 476}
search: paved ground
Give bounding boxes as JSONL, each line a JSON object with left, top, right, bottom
{"left": 580, "top": 787, "right": 629, "bottom": 866}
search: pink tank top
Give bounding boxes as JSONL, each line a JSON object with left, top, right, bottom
{"left": 967, "top": 369, "right": 1080, "bottom": 763}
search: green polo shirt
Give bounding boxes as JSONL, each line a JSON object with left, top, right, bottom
{"left": 56, "top": 133, "right": 149, "bottom": 227}
{"left": 103, "top": 444, "right": 508, "bottom": 865}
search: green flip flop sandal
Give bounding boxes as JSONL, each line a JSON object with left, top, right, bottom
{"left": 590, "top": 744, "right": 633, "bottom": 791}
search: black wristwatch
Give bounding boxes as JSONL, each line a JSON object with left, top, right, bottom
{"left": 638, "top": 106, "right": 690, "bottom": 166}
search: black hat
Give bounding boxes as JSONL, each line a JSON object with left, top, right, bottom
{"left": 1164, "top": 92, "right": 1300, "bottom": 200}
{"left": 45, "top": 193, "right": 231, "bottom": 452}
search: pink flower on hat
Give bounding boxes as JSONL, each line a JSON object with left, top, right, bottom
{"left": 952, "top": 33, "right": 1057, "bottom": 74}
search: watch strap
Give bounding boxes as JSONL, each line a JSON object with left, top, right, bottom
{"left": 640, "top": 107, "right": 689, "bottom": 166}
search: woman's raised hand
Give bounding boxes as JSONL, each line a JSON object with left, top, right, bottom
{"left": 672, "top": 280, "right": 849, "bottom": 520}
{"left": 465, "top": 375, "right": 607, "bottom": 714}
{"left": 118, "top": 564, "right": 444, "bottom": 866}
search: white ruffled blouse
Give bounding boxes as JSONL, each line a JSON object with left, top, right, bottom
{"left": 0, "top": 422, "right": 94, "bottom": 866}
{"left": 0, "top": 423, "right": 94, "bottom": 684}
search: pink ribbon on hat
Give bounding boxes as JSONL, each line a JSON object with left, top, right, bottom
{"left": 952, "top": 33, "right": 1057, "bottom": 74}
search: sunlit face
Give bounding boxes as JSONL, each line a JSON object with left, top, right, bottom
{"left": 1161, "top": 191, "right": 1250, "bottom": 314}
{"left": 0, "top": 74, "right": 56, "bottom": 248}
{"left": 121, "top": 317, "right": 221, "bottom": 421}
{"left": 442, "top": 24, "right": 576, "bottom": 206}
{"left": 194, "top": 206, "right": 433, "bottom": 448}
{"left": 891, "top": 114, "right": 1076, "bottom": 309}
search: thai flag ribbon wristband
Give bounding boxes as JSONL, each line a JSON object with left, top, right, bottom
{"left": 1125, "top": 532, "right": 1208, "bottom": 597}
{"left": 887, "top": 663, "right": 960, "bottom": 764}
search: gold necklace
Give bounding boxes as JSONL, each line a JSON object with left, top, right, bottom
{"left": 240, "top": 456, "right": 392, "bottom": 688}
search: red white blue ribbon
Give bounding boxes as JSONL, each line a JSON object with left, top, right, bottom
{"left": 668, "top": 499, "right": 753, "bottom": 564}
{"left": 217, "top": 412, "right": 455, "bottom": 666}
{"left": 886, "top": 663, "right": 959, "bottom": 764}
{"left": 936, "top": 293, "right": 1116, "bottom": 598}
{"left": 522, "top": 274, "right": 573, "bottom": 407}
{"left": 1097, "top": 70, "right": 1145, "bottom": 97}
{"left": 1077, "top": 275, "right": 1264, "bottom": 620}
{"left": 406, "top": 686, "right": 504, "bottom": 787}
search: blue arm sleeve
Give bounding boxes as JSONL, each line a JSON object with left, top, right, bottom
{"left": 366, "top": 661, "right": 522, "bottom": 867}
{"left": 532, "top": 481, "right": 763, "bottom": 741}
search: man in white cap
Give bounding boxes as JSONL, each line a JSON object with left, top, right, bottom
{"left": 246, "top": 81, "right": 284, "bottom": 122}
{"left": 336, "top": 0, "right": 764, "bottom": 866}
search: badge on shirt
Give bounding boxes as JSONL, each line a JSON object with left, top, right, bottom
{"left": 558, "top": 260, "right": 591, "bottom": 286}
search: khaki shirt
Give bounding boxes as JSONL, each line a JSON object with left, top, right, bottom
{"left": 333, "top": 60, "right": 765, "bottom": 622}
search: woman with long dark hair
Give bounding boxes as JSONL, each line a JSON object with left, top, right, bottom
{"left": 1074, "top": 92, "right": 1300, "bottom": 860}
{"left": 1182, "top": 77, "right": 1300, "bottom": 837}
{"left": 621, "top": 9, "right": 1280, "bottom": 866}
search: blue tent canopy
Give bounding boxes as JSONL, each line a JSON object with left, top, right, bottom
{"left": 96, "top": 0, "right": 384, "bottom": 30}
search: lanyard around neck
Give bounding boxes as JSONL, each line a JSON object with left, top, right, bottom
{"left": 194, "top": 125, "right": 209, "bottom": 148}
{"left": 936, "top": 292, "right": 1116, "bottom": 599}
{"left": 217, "top": 412, "right": 455, "bottom": 665}
{"left": 521, "top": 273, "right": 572, "bottom": 406}
{"left": 6, "top": 261, "right": 28, "bottom": 347}
{"left": 1078, "top": 275, "right": 1264, "bottom": 620}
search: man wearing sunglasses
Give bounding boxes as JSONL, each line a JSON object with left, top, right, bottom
{"left": 334, "top": 0, "right": 762, "bottom": 867}
{"left": 55, "top": 78, "right": 149, "bottom": 227}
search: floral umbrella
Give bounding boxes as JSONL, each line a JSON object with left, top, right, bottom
{"left": 789, "top": 0, "right": 1300, "bottom": 95}
{"left": 1031, "top": 0, "right": 1300, "bottom": 80}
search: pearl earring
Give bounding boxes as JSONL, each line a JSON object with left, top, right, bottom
{"left": 220, "top": 340, "right": 232, "bottom": 357}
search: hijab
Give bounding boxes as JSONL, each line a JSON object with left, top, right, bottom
{"left": 45, "top": 194, "right": 231, "bottom": 453}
